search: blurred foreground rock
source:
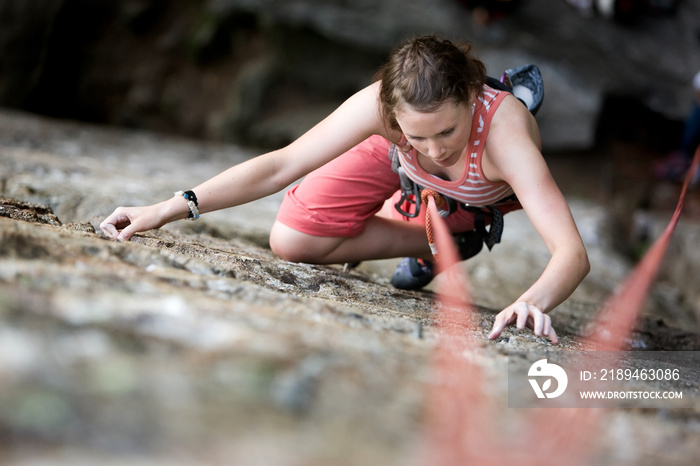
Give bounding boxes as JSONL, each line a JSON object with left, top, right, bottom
{"left": 0, "top": 110, "right": 699, "bottom": 465}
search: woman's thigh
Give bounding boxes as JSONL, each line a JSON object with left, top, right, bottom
{"left": 274, "top": 134, "right": 400, "bottom": 238}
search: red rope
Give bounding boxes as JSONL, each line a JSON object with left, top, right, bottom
{"left": 584, "top": 145, "right": 700, "bottom": 350}
{"left": 421, "top": 146, "right": 700, "bottom": 464}
{"left": 421, "top": 188, "right": 447, "bottom": 261}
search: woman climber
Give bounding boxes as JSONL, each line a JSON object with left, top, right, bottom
{"left": 100, "top": 35, "right": 590, "bottom": 345}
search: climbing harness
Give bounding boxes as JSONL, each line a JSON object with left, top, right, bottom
{"left": 414, "top": 187, "right": 510, "bottom": 261}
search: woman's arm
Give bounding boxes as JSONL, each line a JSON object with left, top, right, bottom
{"left": 483, "top": 95, "right": 590, "bottom": 344}
{"left": 100, "top": 82, "right": 388, "bottom": 241}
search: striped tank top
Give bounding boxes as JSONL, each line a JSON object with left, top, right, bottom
{"left": 392, "top": 85, "right": 514, "bottom": 207}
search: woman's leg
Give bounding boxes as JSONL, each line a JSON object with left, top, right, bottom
{"left": 269, "top": 216, "right": 431, "bottom": 264}
{"left": 270, "top": 135, "right": 433, "bottom": 264}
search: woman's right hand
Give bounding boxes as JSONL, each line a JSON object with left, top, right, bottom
{"left": 100, "top": 204, "right": 170, "bottom": 241}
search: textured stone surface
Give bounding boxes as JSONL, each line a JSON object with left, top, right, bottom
{"left": 0, "top": 110, "right": 699, "bottom": 465}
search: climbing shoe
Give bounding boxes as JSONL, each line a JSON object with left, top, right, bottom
{"left": 390, "top": 257, "right": 435, "bottom": 290}
{"left": 391, "top": 230, "right": 485, "bottom": 290}
{"left": 503, "top": 64, "right": 544, "bottom": 116}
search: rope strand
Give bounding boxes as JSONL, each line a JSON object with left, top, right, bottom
{"left": 421, "top": 188, "right": 448, "bottom": 261}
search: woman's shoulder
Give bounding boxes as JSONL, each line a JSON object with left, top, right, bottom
{"left": 349, "top": 81, "right": 404, "bottom": 142}
{"left": 490, "top": 93, "right": 539, "bottom": 139}
{"left": 482, "top": 93, "right": 542, "bottom": 180}
{"left": 320, "top": 81, "right": 389, "bottom": 137}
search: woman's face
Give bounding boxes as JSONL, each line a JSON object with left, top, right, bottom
{"left": 395, "top": 99, "right": 473, "bottom": 168}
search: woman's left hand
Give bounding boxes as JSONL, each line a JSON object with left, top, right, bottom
{"left": 488, "top": 301, "right": 558, "bottom": 344}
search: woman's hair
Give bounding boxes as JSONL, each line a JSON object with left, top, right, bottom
{"left": 375, "top": 35, "right": 486, "bottom": 130}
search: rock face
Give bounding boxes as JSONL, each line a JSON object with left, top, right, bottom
{"left": 1, "top": 0, "right": 699, "bottom": 150}
{"left": 1, "top": 110, "right": 699, "bottom": 465}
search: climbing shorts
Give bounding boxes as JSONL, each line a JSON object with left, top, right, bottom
{"left": 275, "top": 135, "right": 496, "bottom": 238}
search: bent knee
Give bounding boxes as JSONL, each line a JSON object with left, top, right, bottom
{"left": 269, "top": 236, "right": 310, "bottom": 263}
{"left": 269, "top": 221, "right": 336, "bottom": 264}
